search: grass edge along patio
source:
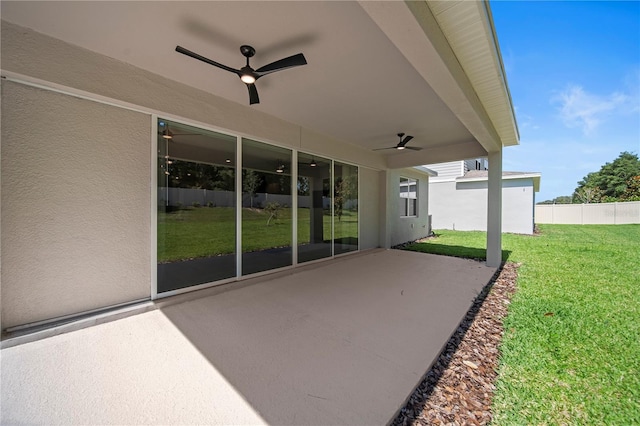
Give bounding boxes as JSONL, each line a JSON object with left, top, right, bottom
{"left": 404, "top": 224, "right": 640, "bottom": 424}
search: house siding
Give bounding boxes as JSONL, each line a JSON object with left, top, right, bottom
{"left": 425, "top": 161, "right": 463, "bottom": 181}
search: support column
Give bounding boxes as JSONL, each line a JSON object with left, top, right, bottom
{"left": 486, "top": 149, "right": 502, "bottom": 267}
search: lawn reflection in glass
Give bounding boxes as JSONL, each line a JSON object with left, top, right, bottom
{"left": 241, "top": 139, "right": 293, "bottom": 275}
{"left": 157, "top": 119, "right": 236, "bottom": 293}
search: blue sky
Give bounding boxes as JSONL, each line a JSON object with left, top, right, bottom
{"left": 491, "top": 1, "right": 640, "bottom": 202}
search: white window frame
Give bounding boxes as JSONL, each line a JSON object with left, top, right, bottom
{"left": 399, "top": 177, "right": 418, "bottom": 217}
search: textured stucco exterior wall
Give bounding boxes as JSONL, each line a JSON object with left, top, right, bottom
{"left": 359, "top": 168, "right": 380, "bottom": 250}
{"left": 429, "top": 178, "right": 535, "bottom": 234}
{"left": 1, "top": 81, "right": 151, "bottom": 328}
{"left": 386, "top": 169, "right": 431, "bottom": 247}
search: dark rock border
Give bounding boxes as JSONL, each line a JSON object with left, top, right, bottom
{"left": 392, "top": 262, "right": 519, "bottom": 425}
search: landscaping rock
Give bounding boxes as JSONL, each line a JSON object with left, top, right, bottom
{"left": 392, "top": 262, "right": 519, "bottom": 426}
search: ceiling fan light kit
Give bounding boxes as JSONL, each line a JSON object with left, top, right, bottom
{"left": 175, "top": 44, "right": 307, "bottom": 105}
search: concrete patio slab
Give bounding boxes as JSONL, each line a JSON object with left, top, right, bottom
{"left": 1, "top": 249, "right": 497, "bottom": 425}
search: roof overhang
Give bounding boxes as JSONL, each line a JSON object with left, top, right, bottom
{"left": 457, "top": 172, "right": 542, "bottom": 192}
{"left": 0, "top": 1, "right": 518, "bottom": 169}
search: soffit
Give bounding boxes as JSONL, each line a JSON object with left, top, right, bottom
{"left": 428, "top": 1, "right": 519, "bottom": 147}
{"left": 0, "top": 1, "right": 514, "bottom": 167}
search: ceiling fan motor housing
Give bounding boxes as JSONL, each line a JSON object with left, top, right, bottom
{"left": 240, "top": 45, "right": 256, "bottom": 58}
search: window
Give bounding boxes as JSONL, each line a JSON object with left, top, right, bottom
{"left": 399, "top": 177, "right": 417, "bottom": 217}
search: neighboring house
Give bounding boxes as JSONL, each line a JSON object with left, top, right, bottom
{"left": 427, "top": 160, "right": 541, "bottom": 234}
{"left": 1, "top": 2, "right": 519, "bottom": 331}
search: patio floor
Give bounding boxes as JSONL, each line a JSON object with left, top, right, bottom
{"left": 1, "top": 249, "right": 497, "bottom": 425}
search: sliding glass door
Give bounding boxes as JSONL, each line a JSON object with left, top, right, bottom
{"left": 334, "top": 162, "right": 358, "bottom": 255}
{"left": 241, "top": 139, "right": 293, "bottom": 275}
{"left": 157, "top": 119, "right": 236, "bottom": 293}
{"left": 156, "top": 119, "right": 359, "bottom": 293}
{"left": 297, "top": 153, "right": 332, "bottom": 263}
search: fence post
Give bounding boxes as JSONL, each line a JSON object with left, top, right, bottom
{"left": 614, "top": 202, "right": 617, "bottom": 225}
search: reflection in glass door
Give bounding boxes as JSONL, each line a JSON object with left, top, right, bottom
{"left": 241, "top": 139, "right": 293, "bottom": 275}
{"left": 297, "top": 153, "right": 332, "bottom": 263}
{"left": 157, "top": 119, "right": 236, "bottom": 293}
{"left": 334, "top": 162, "right": 358, "bottom": 255}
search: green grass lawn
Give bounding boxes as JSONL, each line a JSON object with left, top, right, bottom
{"left": 158, "top": 207, "right": 357, "bottom": 262}
{"left": 404, "top": 225, "right": 640, "bottom": 424}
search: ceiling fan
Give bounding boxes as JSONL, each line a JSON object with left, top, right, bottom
{"left": 175, "top": 44, "right": 307, "bottom": 105}
{"left": 374, "top": 133, "right": 422, "bottom": 151}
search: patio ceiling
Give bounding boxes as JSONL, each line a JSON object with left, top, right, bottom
{"left": 0, "top": 1, "right": 518, "bottom": 169}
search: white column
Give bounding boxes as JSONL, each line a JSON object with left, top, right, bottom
{"left": 486, "top": 149, "right": 502, "bottom": 267}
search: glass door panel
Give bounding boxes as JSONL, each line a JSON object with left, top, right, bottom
{"left": 241, "top": 139, "right": 292, "bottom": 275}
{"left": 333, "top": 162, "right": 358, "bottom": 255}
{"left": 157, "top": 119, "right": 236, "bottom": 293}
{"left": 297, "top": 153, "right": 332, "bottom": 263}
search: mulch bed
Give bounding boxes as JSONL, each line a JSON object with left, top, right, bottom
{"left": 392, "top": 261, "right": 519, "bottom": 426}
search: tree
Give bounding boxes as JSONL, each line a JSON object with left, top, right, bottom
{"left": 537, "top": 195, "right": 573, "bottom": 205}
{"left": 573, "top": 152, "right": 640, "bottom": 201}
{"left": 621, "top": 175, "right": 640, "bottom": 201}
{"left": 297, "top": 176, "right": 310, "bottom": 196}
{"left": 574, "top": 186, "right": 602, "bottom": 204}
{"left": 243, "top": 170, "right": 262, "bottom": 208}
{"left": 334, "top": 175, "right": 356, "bottom": 221}
{"left": 264, "top": 202, "right": 282, "bottom": 226}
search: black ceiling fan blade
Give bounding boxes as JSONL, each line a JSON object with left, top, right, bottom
{"left": 373, "top": 147, "right": 396, "bottom": 151}
{"left": 247, "top": 84, "right": 260, "bottom": 105}
{"left": 175, "top": 46, "right": 240, "bottom": 76}
{"left": 405, "top": 146, "right": 422, "bottom": 151}
{"left": 401, "top": 135, "right": 414, "bottom": 145}
{"left": 255, "top": 53, "right": 307, "bottom": 76}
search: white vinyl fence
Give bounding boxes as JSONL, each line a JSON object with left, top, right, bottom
{"left": 157, "top": 188, "right": 355, "bottom": 210}
{"left": 535, "top": 201, "right": 640, "bottom": 224}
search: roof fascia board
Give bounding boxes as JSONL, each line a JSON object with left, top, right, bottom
{"left": 478, "top": 0, "right": 521, "bottom": 144}
{"left": 431, "top": 0, "right": 519, "bottom": 146}
{"left": 358, "top": 0, "right": 501, "bottom": 153}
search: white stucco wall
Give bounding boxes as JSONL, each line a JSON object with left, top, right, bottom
{"left": 429, "top": 178, "right": 535, "bottom": 234}
{"left": 384, "top": 169, "right": 431, "bottom": 247}
{"left": 1, "top": 21, "right": 388, "bottom": 328}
